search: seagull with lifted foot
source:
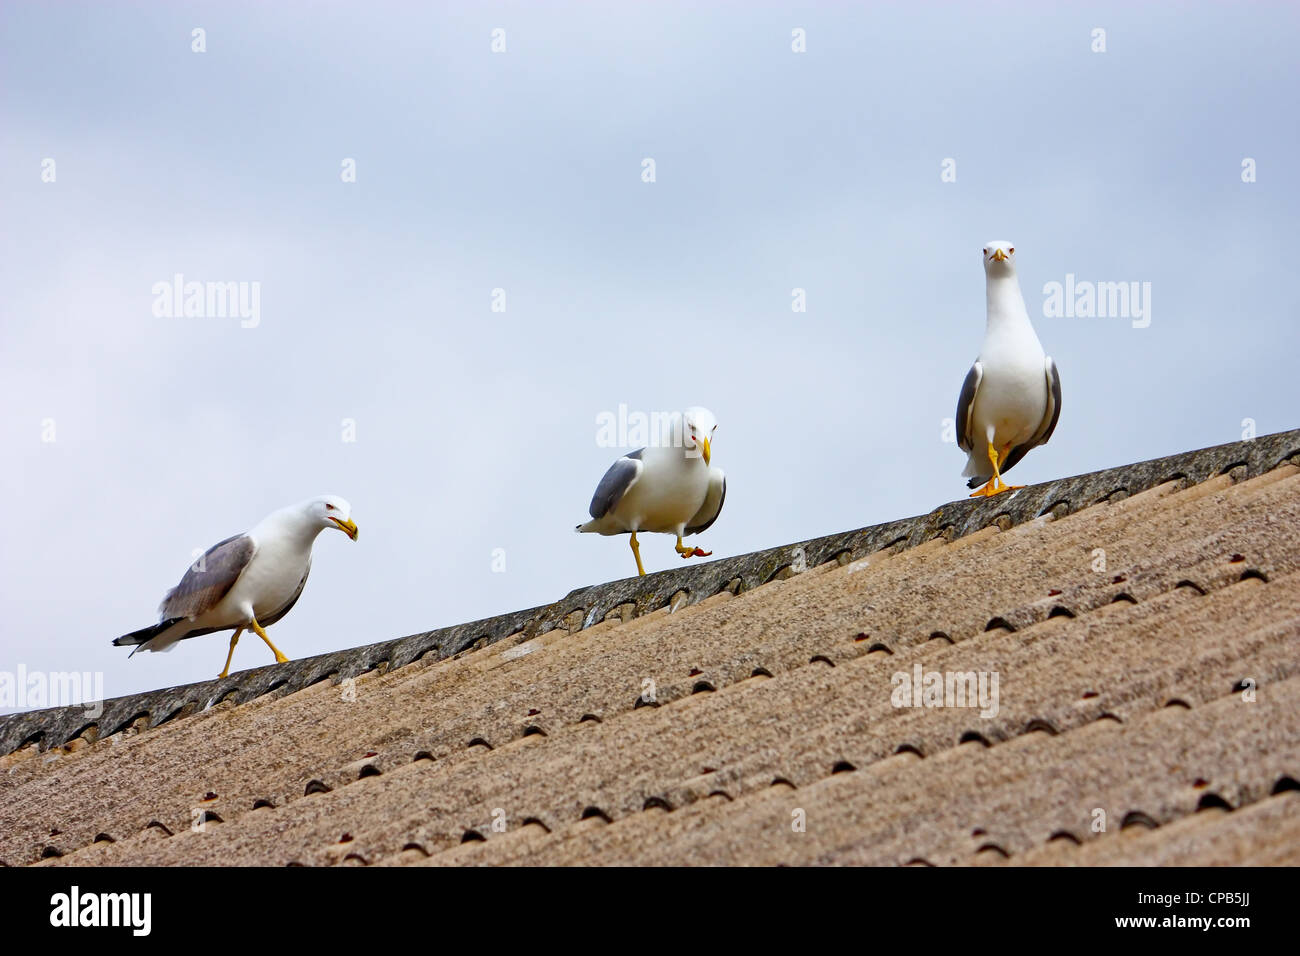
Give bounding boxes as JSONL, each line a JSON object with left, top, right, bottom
{"left": 577, "top": 407, "right": 725, "bottom": 577}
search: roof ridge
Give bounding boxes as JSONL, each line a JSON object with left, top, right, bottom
{"left": 3, "top": 427, "right": 1297, "bottom": 757}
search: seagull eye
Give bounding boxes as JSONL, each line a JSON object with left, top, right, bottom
{"left": 1009, "top": 247, "right": 1014, "bottom": 254}
{"left": 326, "top": 503, "right": 336, "bottom": 510}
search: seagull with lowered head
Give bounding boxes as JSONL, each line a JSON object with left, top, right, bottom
{"left": 112, "top": 495, "right": 359, "bottom": 677}
{"left": 577, "top": 407, "right": 725, "bottom": 577}
{"left": 955, "top": 241, "right": 1062, "bottom": 497}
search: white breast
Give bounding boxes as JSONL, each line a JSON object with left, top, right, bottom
{"left": 616, "top": 448, "right": 710, "bottom": 533}
{"left": 200, "top": 532, "right": 312, "bottom": 628}
{"left": 975, "top": 319, "right": 1048, "bottom": 448}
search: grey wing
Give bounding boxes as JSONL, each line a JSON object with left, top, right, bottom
{"left": 955, "top": 362, "right": 983, "bottom": 453}
{"left": 588, "top": 450, "right": 644, "bottom": 519}
{"left": 1036, "top": 357, "right": 1063, "bottom": 446}
{"left": 686, "top": 468, "right": 726, "bottom": 536}
{"left": 261, "top": 556, "right": 311, "bottom": 627}
{"left": 1000, "top": 357, "right": 1062, "bottom": 477}
{"left": 158, "top": 533, "right": 256, "bottom": 620}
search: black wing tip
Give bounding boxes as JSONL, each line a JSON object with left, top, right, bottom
{"left": 113, "top": 626, "right": 151, "bottom": 647}
{"left": 113, "top": 618, "right": 181, "bottom": 648}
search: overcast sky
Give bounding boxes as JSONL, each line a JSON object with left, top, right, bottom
{"left": 2, "top": 2, "right": 1297, "bottom": 709}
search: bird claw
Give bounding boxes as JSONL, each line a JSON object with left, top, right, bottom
{"left": 969, "top": 481, "right": 1021, "bottom": 498}
{"left": 680, "top": 547, "right": 711, "bottom": 559}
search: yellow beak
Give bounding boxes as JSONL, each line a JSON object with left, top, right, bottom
{"left": 330, "top": 516, "right": 359, "bottom": 541}
{"left": 699, "top": 436, "right": 711, "bottom": 466}
{"left": 992, "top": 248, "right": 1007, "bottom": 262}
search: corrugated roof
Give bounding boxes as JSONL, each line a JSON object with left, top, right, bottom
{"left": 2, "top": 428, "right": 1298, "bottom": 866}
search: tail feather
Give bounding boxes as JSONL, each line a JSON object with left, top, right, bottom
{"left": 113, "top": 619, "right": 179, "bottom": 647}
{"left": 113, "top": 618, "right": 186, "bottom": 657}
{"left": 962, "top": 449, "right": 991, "bottom": 488}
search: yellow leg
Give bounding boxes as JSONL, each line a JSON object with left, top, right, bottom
{"left": 675, "top": 534, "right": 712, "bottom": 560}
{"left": 218, "top": 628, "right": 243, "bottom": 679}
{"left": 629, "top": 532, "right": 647, "bottom": 577}
{"left": 250, "top": 618, "right": 290, "bottom": 664}
{"left": 969, "top": 442, "right": 1024, "bottom": 498}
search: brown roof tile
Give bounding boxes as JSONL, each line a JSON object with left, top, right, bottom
{"left": 3, "top": 430, "right": 1299, "bottom": 866}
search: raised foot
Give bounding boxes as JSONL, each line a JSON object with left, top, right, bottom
{"left": 678, "top": 547, "right": 712, "bottom": 559}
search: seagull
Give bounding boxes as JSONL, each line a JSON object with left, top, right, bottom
{"left": 577, "top": 407, "right": 725, "bottom": 577}
{"left": 955, "top": 241, "right": 1062, "bottom": 497}
{"left": 112, "top": 496, "right": 359, "bottom": 677}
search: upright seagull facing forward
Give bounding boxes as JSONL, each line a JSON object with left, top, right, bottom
{"left": 577, "top": 407, "right": 725, "bottom": 577}
{"left": 956, "top": 241, "right": 1062, "bottom": 497}
{"left": 113, "top": 496, "right": 359, "bottom": 677}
